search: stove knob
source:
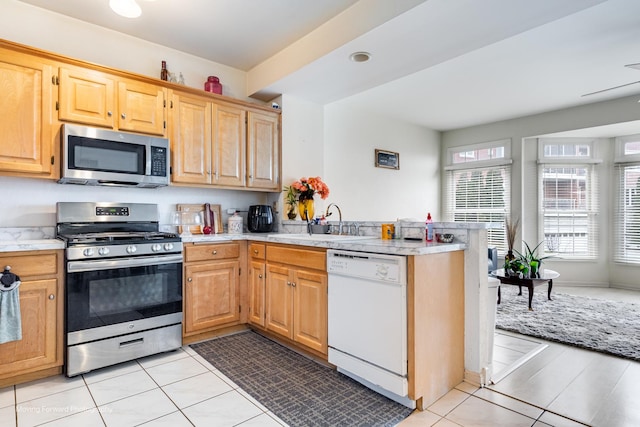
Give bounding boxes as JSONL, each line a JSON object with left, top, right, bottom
{"left": 163, "top": 243, "right": 174, "bottom": 251}
{"left": 98, "top": 247, "right": 110, "bottom": 256}
{"left": 151, "top": 244, "right": 162, "bottom": 252}
{"left": 126, "top": 245, "right": 137, "bottom": 254}
{"left": 83, "top": 248, "right": 95, "bottom": 257}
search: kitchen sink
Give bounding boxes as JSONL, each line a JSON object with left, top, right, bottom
{"left": 267, "top": 233, "right": 377, "bottom": 242}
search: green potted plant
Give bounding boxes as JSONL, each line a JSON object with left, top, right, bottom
{"left": 516, "top": 241, "right": 554, "bottom": 278}
{"left": 283, "top": 186, "right": 298, "bottom": 220}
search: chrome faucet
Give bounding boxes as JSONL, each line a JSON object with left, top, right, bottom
{"left": 325, "top": 203, "right": 343, "bottom": 235}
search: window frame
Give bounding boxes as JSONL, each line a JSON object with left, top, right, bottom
{"left": 613, "top": 134, "right": 640, "bottom": 264}
{"left": 445, "top": 139, "right": 512, "bottom": 251}
{"left": 537, "top": 138, "right": 600, "bottom": 260}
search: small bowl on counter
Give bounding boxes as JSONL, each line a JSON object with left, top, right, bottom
{"left": 436, "top": 233, "right": 454, "bottom": 243}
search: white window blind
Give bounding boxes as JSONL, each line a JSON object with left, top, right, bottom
{"left": 614, "top": 162, "right": 640, "bottom": 264}
{"left": 537, "top": 138, "right": 599, "bottom": 259}
{"left": 445, "top": 165, "right": 511, "bottom": 250}
{"left": 538, "top": 164, "right": 598, "bottom": 258}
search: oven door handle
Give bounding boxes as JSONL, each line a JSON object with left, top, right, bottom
{"left": 67, "top": 254, "right": 183, "bottom": 273}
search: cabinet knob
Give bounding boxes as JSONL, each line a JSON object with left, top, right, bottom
{"left": 212, "top": 250, "right": 217, "bottom": 255}
{"left": 107, "top": 111, "right": 113, "bottom": 117}
{"left": 121, "top": 112, "right": 126, "bottom": 119}
{"left": 287, "top": 281, "right": 291, "bottom": 286}
{"left": 258, "top": 274, "right": 263, "bottom": 279}
{"left": 187, "top": 277, "right": 192, "bottom": 282}
{"left": 291, "top": 282, "right": 296, "bottom": 287}
{"left": 253, "top": 249, "right": 258, "bottom": 254}
{"left": 48, "top": 294, "right": 55, "bottom": 300}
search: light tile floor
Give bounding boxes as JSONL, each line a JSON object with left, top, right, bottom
{"left": 1, "top": 285, "right": 637, "bottom": 426}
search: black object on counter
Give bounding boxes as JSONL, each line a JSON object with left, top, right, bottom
{"left": 248, "top": 205, "right": 274, "bottom": 232}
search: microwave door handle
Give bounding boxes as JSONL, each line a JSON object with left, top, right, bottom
{"left": 67, "top": 254, "right": 183, "bottom": 273}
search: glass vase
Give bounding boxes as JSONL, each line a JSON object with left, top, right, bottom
{"left": 286, "top": 203, "right": 297, "bottom": 220}
{"left": 298, "top": 199, "right": 314, "bottom": 221}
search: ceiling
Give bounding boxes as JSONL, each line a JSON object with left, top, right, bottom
{"left": 18, "top": 0, "right": 640, "bottom": 131}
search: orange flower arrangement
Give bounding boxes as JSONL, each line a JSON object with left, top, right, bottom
{"left": 286, "top": 176, "right": 330, "bottom": 201}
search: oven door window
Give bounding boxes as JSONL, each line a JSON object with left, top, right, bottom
{"left": 67, "top": 263, "right": 182, "bottom": 333}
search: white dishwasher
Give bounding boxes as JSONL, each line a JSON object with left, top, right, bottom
{"left": 327, "top": 249, "right": 413, "bottom": 408}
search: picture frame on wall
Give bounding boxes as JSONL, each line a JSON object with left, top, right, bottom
{"left": 375, "top": 149, "right": 400, "bottom": 170}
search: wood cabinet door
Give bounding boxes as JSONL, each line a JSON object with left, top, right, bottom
{"left": 118, "top": 79, "right": 166, "bottom": 136}
{"left": 213, "top": 102, "right": 245, "bottom": 187}
{"left": 0, "top": 50, "right": 54, "bottom": 176}
{"left": 247, "top": 111, "right": 280, "bottom": 190}
{"left": 248, "top": 260, "right": 266, "bottom": 327}
{"left": 265, "top": 264, "right": 293, "bottom": 338}
{"left": 0, "top": 279, "right": 60, "bottom": 377}
{"left": 184, "top": 260, "right": 240, "bottom": 335}
{"left": 58, "top": 66, "right": 115, "bottom": 128}
{"left": 170, "top": 91, "right": 212, "bottom": 184}
{"left": 293, "top": 269, "right": 328, "bottom": 354}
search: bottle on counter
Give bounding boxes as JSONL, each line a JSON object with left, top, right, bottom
{"left": 160, "top": 60, "right": 168, "bottom": 81}
{"left": 425, "top": 212, "right": 434, "bottom": 242}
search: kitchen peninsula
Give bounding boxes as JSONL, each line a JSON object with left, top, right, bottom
{"left": 0, "top": 221, "right": 490, "bottom": 410}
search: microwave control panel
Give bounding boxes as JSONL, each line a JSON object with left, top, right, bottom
{"left": 150, "top": 146, "right": 167, "bottom": 177}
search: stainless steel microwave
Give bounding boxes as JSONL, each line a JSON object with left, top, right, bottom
{"left": 59, "top": 124, "right": 170, "bottom": 188}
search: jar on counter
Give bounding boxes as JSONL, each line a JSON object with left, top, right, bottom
{"left": 204, "top": 76, "right": 222, "bottom": 94}
{"left": 228, "top": 212, "right": 243, "bottom": 234}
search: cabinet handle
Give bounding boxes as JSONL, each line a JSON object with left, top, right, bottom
{"left": 121, "top": 112, "right": 126, "bottom": 119}
{"left": 287, "top": 281, "right": 291, "bottom": 286}
{"left": 187, "top": 277, "right": 192, "bottom": 282}
{"left": 107, "top": 111, "right": 113, "bottom": 117}
{"left": 291, "top": 282, "right": 296, "bottom": 287}
{"left": 258, "top": 274, "right": 263, "bottom": 279}
{"left": 49, "top": 294, "right": 55, "bottom": 300}
{"left": 253, "top": 249, "right": 258, "bottom": 254}
{"left": 212, "top": 250, "right": 217, "bottom": 255}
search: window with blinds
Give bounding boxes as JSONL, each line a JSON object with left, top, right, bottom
{"left": 614, "top": 135, "right": 640, "bottom": 264}
{"left": 538, "top": 139, "right": 599, "bottom": 259}
{"left": 445, "top": 139, "right": 511, "bottom": 251}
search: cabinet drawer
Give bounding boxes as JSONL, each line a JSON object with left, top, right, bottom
{"left": 266, "top": 245, "right": 326, "bottom": 271}
{"left": 0, "top": 251, "right": 59, "bottom": 278}
{"left": 185, "top": 243, "right": 240, "bottom": 262}
{"left": 249, "top": 242, "right": 266, "bottom": 260}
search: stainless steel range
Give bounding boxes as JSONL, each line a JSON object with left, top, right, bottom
{"left": 56, "top": 202, "right": 183, "bottom": 376}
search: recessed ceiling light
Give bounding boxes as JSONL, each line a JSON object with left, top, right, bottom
{"left": 109, "top": 0, "right": 142, "bottom": 18}
{"left": 349, "top": 52, "right": 371, "bottom": 63}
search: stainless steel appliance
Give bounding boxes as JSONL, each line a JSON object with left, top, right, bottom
{"left": 248, "top": 205, "right": 274, "bottom": 232}
{"left": 327, "top": 250, "right": 413, "bottom": 408}
{"left": 56, "top": 202, "right": 183, "bottom": 376}
{"left": 59, "top": 124, "right": 170, "bottom": 188}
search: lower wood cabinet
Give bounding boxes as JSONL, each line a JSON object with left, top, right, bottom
{"left": 183, "top": 243, "right": 242, "bottom": 341}
{"left": 263, "top": 244, "right": 327, "bottom": 355}
{"left": 0, "top": 250, "right": 64, "bottom": 387}
{"left": 248, "top": 243, "right": 266, "bottom": 327}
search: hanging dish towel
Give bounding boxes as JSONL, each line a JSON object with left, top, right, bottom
{"left": 0, "top": 269, "right": 22, "bottom": 345}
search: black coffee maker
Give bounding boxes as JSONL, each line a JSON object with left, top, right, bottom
{"left": 248, "top": 205, "right": 274, "bottom": 232}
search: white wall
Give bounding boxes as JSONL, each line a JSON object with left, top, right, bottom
{"left": 324, "top": 102, "right": 441, "bottom": 221}
{"left": 1, "top": 0, "right": 249, "bottom": 101}
{"left": 0, "top": 176, "right": 269, "bottom": 230}
{"left": 442, "top": 94, "right": 640, "bottom": 290}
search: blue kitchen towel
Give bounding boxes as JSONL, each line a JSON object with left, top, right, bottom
{"left": 0, "top": 284, "right": 22, "bottom": 344}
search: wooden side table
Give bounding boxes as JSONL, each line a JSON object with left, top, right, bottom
{"left": 490, "top": 268, "right": 560, "bottom": 310}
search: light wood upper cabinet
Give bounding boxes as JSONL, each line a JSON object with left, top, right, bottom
{"left": 213, "top": 102, "right": 246, "bottom": 187}
{"left": 247, "top": 111, "right": 280, "bottom": 190}
{"left": 170, "top": 91, "right": 212, "bottom": 184}
{"left": 0, "top": 48, "right": 55, "bottom": 178}
{"left": 58, "top": 66, "right": 166, "bottom": 136}
{"left": 0, "top": 250, "right": 64, "bottom": 387}
{"left": 169, "top": 88, "right": 280, "bottom": 191}
{"left": 58, "top": 67, "right": 115, "bottom": 128}
{"left": 117, "top": 79, "right": 166, "bottom": 136}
